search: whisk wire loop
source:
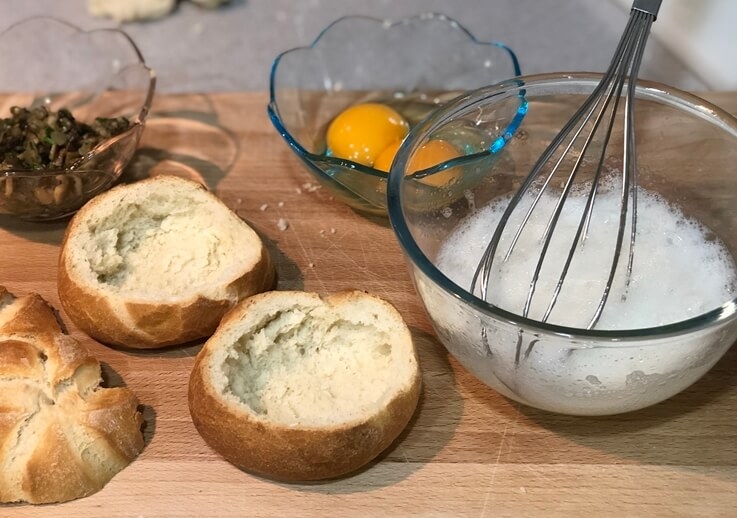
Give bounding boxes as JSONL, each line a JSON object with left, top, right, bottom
{"left": 527, "top": 21, "right": 645, "bottom": 322}
{"left": 471, "top": 1, "right": 660, "bottom": 331}
{"left": 588, "top": 9, "right": 655, "bottom": 328}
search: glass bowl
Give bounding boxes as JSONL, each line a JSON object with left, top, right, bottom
{"left": 388, "top": 72, "right": 737, "bottom": 416}
{"left": 268, "top": 13, "right": 521, "bottom": 215}
{"left": 0, "top": 17, "right": 155, "bottom": 221}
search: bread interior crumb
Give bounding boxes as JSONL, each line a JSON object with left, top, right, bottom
{"left": 75, "top": 191, "right": 251, "bottom": 296}
{"left": 221, "top": 303, "right": 413, "bottom": 427}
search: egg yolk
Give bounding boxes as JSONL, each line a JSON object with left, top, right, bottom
{"left": 326, "top": 103, "right": 409, "bottom": 166}
{"left": 374, "top": 139, "right": 461, "bottom": 187}
{"left": 373, "top": 140, "right": 402, "bottom": 173}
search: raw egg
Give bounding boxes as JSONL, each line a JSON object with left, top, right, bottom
{"left": 326, "top": 103, "right": 409, "bottom": 166}
{"left": 374, "top": 138, "right": 461, "bottom": 187}
{"left": 373, "top": 140, "right": 402, "bottom": 173}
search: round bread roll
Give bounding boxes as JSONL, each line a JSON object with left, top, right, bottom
{"left": 58, "top": 175, "right": 275, "bottom": 349}
{"left": 188, "top": 290, "right": 422, "bottom": 481}
{"left": 0, "top": 286, "right": 143, "bottom": 504}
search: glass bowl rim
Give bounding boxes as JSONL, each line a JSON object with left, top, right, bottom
{"left": 0, "top": 16, "right": 156, "bottom": 180}
{"left": 388, "top": 71, "right": 737, "bottom": 343}
{"left": 266, "top": 12, "right": 522, "bottom": 181}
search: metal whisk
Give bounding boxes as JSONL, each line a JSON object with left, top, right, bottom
{"left": 471, "top": 0, "right": 661, "bottom": 331}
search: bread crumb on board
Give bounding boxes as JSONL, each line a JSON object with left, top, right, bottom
{"left": 259, "top": 203, "right": 269, "bottom": 211}
{"left": 318, "top": 228, "right": 338, "bottom": 238}
{"left": 277, "top": 218, "right": 289, "bottom": 231}
{"left": 301, "top": 182, "right": 322, "bottom": 193}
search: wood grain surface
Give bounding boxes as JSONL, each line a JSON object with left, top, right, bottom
{"left": 2, "top": 92, "right": 737, "bottom": 517}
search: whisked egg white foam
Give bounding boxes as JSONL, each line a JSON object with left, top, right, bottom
{"left": 437, "top": 185, "right": 737, "bottom": 329}
{"left": 428, "top": 184, "right": 737, "bottom": 414}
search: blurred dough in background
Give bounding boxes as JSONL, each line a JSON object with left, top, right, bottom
{"left": 88, "top": 0, "right": 229, "bottom": 22}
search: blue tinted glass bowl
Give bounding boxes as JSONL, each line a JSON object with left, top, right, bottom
{"left": 268, "top": 13, "right": 521, "bottom": 215}
{"left": 0, "top": 17, "right": 155, "bottom": 222}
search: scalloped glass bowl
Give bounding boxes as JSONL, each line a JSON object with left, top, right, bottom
{"left": 388, "top": 73, "right": 737, "bottom": 415}
{"left": 268, "top": 13, "right": 521, "bottom": 215}
{"left": 0, "top": 17, "right": 155, "bottom": 221}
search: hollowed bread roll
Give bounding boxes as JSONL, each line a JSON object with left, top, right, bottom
{"left": 188, "top": 290, "right": 422, "bottom": 481}
{"left": 0, "top": 286, "right": 143, "bottom": 504}
{"left": 58, "top": 175, "right": 275, "bottom": 349}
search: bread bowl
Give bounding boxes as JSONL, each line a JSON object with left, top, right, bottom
{"left": 188, "top": 290, "right": 421, "bottom": 481}
{"left": 0, "top": 286, "right": 143, "bottom": 504}
{"left": 58, "top": 175, "right": 275, "bottom": 349}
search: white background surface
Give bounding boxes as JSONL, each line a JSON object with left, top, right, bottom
{"left": 0, "top": 0, "right": 712, "bottom": 93}
{"left": 613, "top": 0, "right": 737, "bottom": 89}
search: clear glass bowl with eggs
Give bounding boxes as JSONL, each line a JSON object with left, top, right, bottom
{"left": 267, "top": 13, "right": 521, "bottom": 215}
{"left": 0, "top": 17, "right": 155, "bottom": 222}
{"left": 388, "top": 72, "right": 737, "bottom": 416}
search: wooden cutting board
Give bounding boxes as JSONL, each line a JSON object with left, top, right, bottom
{"left": 2, "top": 92, "right": 737, "bottom": 517}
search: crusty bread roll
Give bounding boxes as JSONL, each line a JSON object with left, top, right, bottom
{"left": 188, "top": 290, "right": 422, "bottom": 481}
{"left": 0, "top": 286, "right": 143, "bottom": 504}
{"left": 58, "top": 175, "right": 275, "bottom": 349}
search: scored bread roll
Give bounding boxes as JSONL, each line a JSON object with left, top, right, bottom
{"left": 58, "top": 175, "right": 275, "bottom": 349}
{"left": 0, "top": 286, "right": 143, "bottom": 504}
{"left": 188, "top": 290, "right": 422, "bottom": 482}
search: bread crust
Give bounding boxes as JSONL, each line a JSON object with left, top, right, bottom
{"left": 57, "top": 175, "right": 275, "bottom": 349}
{"left": 0, "top": 287, "right": 143, "bottom": 504}
{"left": 188, "top": 290, "right": 421, "bottom": 482}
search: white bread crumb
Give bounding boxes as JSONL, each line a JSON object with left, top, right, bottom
{"left": 211, "top": 291, "right": 419, "bottom": 426}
